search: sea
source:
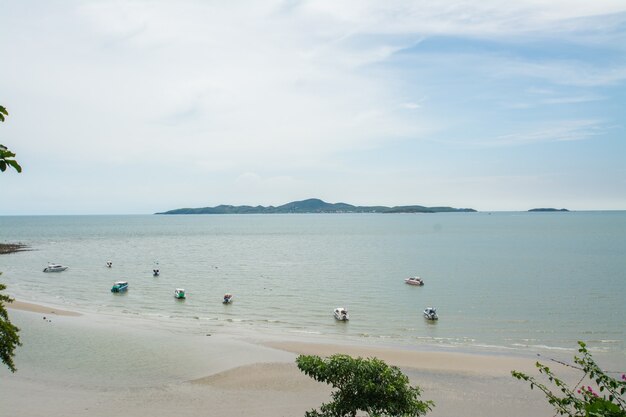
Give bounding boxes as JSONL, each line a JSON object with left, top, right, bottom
{"left": 1, "top": 211, "right": 625, "bottom": 358}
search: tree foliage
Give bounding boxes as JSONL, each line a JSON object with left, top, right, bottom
{"left": 512, "top": 342, "right": 626, "bottom": 417}
{"left": 0, "top": 104, "right": 23, "bottom": 372}
{"left": 0, "top": 278, "right": 22, "bottom": 373}
{"left": 0, "top": 105, "right": 22, "bottom": 173}
{"left": 296, "top": 354, "right": 433, "bottom": 417}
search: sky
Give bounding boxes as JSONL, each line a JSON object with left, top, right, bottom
{"left": 1, "top": 0, "right": 625, "bottom": 214}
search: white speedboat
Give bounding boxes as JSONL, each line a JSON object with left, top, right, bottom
{"left": 334, "top": 307, "right": 349, "bottom": 321}
{"left": 43, "top": 263, "right": 68, "bottom": 273}
{"left": 111, "top": 281, "right": 128, "bottom": 293}
{"left": 423, "top": 307, "right": 438, "bottom": 320}
{"left": 405, "top": 276, "right": 424, "bottom": 286}
{"left": 174, "top": 288, "right": 186, "bottom": 299}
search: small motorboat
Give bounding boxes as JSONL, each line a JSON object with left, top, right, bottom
{"left": 174, "top": 288, "right": 186, "bottom": 300}
{"left": 223, "top": 293, "right": 233, "bottom": 304}
{"left": 405, "top": 276, "right": 424, "bottom": 286}
{"left": 423, "top": 307, "right": 438, "bottom": 320}
{"left": 106, "top": 261, "right": 113, "bottom": 268}
{"left": 111, "top": 281, "right": 128, "bottom": 293}
{"left": 334, "top": 307, "right": 349, "bottom": 321}
{"left": 43, "top": 263, "right": 68, "bottom": 273}
{"left": 153, "top": 269, "right": 160, "bottom": 277}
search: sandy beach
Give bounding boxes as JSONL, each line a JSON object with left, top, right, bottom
{"left": 0, "top": 299, "right": 569, "bottom": 417}
{"left": 7, "top": 300, "right": 82, "bottom": 316}
{"left": 264, "top": 341, "right": 539, "bottom": 376}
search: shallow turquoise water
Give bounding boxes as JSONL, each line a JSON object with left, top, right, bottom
{"left": 1, "top": 212, "right": 624, "bottom": 355}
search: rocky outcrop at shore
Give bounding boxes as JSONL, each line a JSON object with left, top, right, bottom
{"left": 0, "top": 243, "right": 30, "bottom": 255}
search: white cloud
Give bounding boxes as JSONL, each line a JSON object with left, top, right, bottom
{"left": 496, "top": 60, "right": 626, "bottom": 87}
{"left": 483, "top": 119, "right": 607, "bottom": 147}
{"left": 401, "top": 102, "right": 422, "bottom": 109}
{"left": 542, "top": 95, "right": 606, "bottom": 105}
{"left": 294, "top": 0, "right": 626, "bottom": 38}
{"left": 423, "top": 118, "right": 613, "bottom": 148}
{"left": 3, "top": 0, "right": 440, "bottom": 170}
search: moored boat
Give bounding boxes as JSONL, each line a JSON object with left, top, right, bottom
{"left": 174, "top": 288, "right": 186, "bottom": 299}
{"left": 334, "top": 307, "right": 349, "bottom": 321}
{"left": 111, "top": 281, "right": 128, "bottom": 293}
{"left": 405, "top": 276, "right": 424, "bottom": 286}
{"left": 43, "top": 263, "right": 68, "bottom": 273}
{"left": 223, "top": 293, "right": 233, "bottom": 304}
{"left": 423, "top": 307, "right": 438, "bottom": 320}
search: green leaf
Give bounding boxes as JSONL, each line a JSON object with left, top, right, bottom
{"left": 6, "top": 160, "right": 22, "bottom": 173}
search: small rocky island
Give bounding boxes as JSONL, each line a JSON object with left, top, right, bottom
{"left": 157, "top": 198, "right": 476, "bottom": 215}
{"left": 528, "top": 208, "right": 569, "bottom": 212}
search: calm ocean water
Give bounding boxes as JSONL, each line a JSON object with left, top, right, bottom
{"left": 1, "top": 212, "right": 625, "bottom": 356}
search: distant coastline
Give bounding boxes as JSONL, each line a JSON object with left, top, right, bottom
{"left": 156, "top": 198, "right": 477, "bottom": 215}
{"left": 528, "top": 208, "right": 569, "bottom": 212}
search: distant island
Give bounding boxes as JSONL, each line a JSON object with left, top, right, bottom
{"left": 528, "top": 208, "right": 570, "bottom": 212}
{"left": 156, "top": 198, "right": 477, "bottom": 215}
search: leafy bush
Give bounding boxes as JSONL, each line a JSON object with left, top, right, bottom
{"left": 296, "top": 353, "right": 433, "bottom": 417}
{"left": 512, "top": 341, "right": 626, "bottom": 417}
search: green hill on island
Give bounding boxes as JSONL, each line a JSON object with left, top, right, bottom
{"left": 156, "top": 198, "right": 476, "bottom": 215}
{"left": 528, "top": 208, "right": 569, "bottom": 212}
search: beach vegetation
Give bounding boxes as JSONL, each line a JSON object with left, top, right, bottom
{"left": 0, "top": 279, "right": 22, "bottom": 373}
{"left": 512, "top": 341, "right": 626, "bottom": 417}
{"left": 296, "top": 353, "right": 433, "bottom": 417}
{"left": 0, "top": 105, "right": 23, "bottom": 372}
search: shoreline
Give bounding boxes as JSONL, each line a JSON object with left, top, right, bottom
{"left": 7, "top": 297, "right": 623, "bottom": 363}
{"left": 0, "top": 299, "right": 593, "bottom": 417}
{"left": 6, "top": 298, "right": 537, "bottom": 368}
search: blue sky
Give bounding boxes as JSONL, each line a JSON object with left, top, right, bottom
{"left": 1, "top": 1, "right": 625, "bottom": 214}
